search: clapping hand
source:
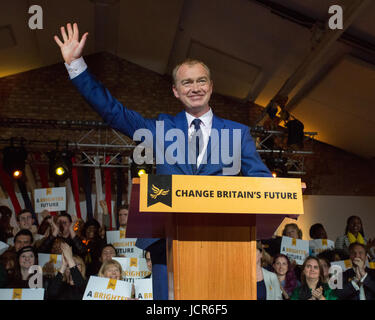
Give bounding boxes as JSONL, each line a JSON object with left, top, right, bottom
{"left": 60, "top": 242, "right": 75, "bottom": 268}
{"left": 69, "top": 218, "right": 77, "bottom": 238}
{"left": 59, "top": 249, "right": 68, "bottom": 274}
{"left": 99, "top": 200, "right": 109, "bottom": 215}
{"left": 54, "top": 23, "right": 88, "bottom": 65}
{"left": 311, "top": 286, "right": 325, "bottom": 300}
{"left": 48, "top": 217, "right": 59, "bottom": 237}
{"left": 353, "top": 257, "right": 366, "bottom": 279}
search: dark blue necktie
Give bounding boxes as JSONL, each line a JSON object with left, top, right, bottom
{"left": 191, "top": 118, "right": 201, "bottom": 174}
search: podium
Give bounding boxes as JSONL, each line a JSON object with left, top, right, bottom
{"left": 126, "top": 175, "right": 303, "bottom": 300}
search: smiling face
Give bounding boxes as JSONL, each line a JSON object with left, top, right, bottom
{"left": 85, "top": 225, "right": 97, "bottom": 240}
{"left": 14, "top": 234, "right": 32, "bottom": 252}
{"left": 104, "top": 264, "right": 121, "bottom": 280}
{"left": 19, "top": 251, "right": 35, "bottom": 270}
{"left": 101, "top": 246, "right": 116, "bottom": 263}
{"left": 273, "top": 256, "right": 289, "bottom": 276}
{"left": 348, "top": 217, "right": 362, "bottom": 235}
{"left": 349, "top": 244, "right": 367, "bottom": 263}
{"left": 18, "top": 212, "right": 34, "bottom": 230}
{"left": 118, "top": 209, "right": 128, "bottom": 228}
{"left": 172, "top": 62, "right": 213, "bottom": 117}
{"left": 303, "top": 258, "right": 321, "bottom": 281}
{"left": 284, "top": 225, "right": 299, "bottom": 239}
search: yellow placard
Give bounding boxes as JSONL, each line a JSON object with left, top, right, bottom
{"left": 139, "top": 175, "right": 304, "bottom": 215}
{"left": 322, "top": 239, "right": 328, "bottom": 246}
{"left": 49, "top": 254, "right": 57, "bottom": 264}
{"left": 46, "top": 188, "right": 52, "bottom": 195}
{"left": 130, "top": 258, "right": 138, "bottom": 267}
{"left": 107, "top": 279, "right": 117, "bottom": 290}
{"left": 292, "top": 238, "right": 297, "bottom": 246}
{"left": 12, "top": 289, "right": 23, "bottom": 300}
{"left": 119, "top": 230, "right": 126, "bottom": 239}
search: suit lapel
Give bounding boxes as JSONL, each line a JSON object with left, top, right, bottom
{"left": 174, "top": 111, "right": 194, "bottom": 175}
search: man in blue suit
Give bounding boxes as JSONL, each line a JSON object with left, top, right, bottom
{"left": 55, "top": 23, "right": 272, "bottom": 299}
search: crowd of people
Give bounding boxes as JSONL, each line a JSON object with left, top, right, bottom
{"left": 1, "top": 201, "right": 374, "bottom": 300}
{"left": 258, "top": 217, "right": 375, "bottom": 300}
{"left": 0, "top": 203, "right": 151, "bottom": 300}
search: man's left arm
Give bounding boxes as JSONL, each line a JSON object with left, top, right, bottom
{"left": 363, "top": 270, "right": 375, "bottom": 295}
{"left": 240, "top": 128, "right": 272, "bottom": 177}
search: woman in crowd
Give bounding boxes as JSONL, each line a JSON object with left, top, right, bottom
{"left": 282, "top": 223, "right": 303, "bottom": 239}
{"left": 256, "top": 242, "right": 282, "bottom": 300}
{"left": 290, "top": 256, "right": 337, "bottom": 300}
{"left": 82, "top": 218, "right": 106, "bottom": 270}
{"left": 7, "top": 246, "right": 39, "bottom": 288}
{"left": 98, "top": 259, "right": 123, "bottom": 280}
{"left": 281, "top": 223, "right": 304, "bottom": 280}
{"left": 86, "top": 244, "right": 117, "bottom": 277}
{"left": 98, "top": 259, "right": 137, "bottom": 299}
{"left": 46, "top": 242, "right": 87, "bottom": 300}
{"left": 335, "top": 215, "right": 375, "bottom": 258}
{"left": 317, "top": 255, "right": 331, "bottom": 283}
{"left": 272, "top": 254, "right": 299, "bottom": 299}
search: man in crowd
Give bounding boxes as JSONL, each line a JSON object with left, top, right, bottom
{"left": 13, "top": 229, "right": 33, "bottom": 252}
{"left": 38, "top": 213, "right": 87, "bottom": 257}
{"left": 335, "top": 242, "right": 375, "bottom": 300}
{"left": 7, "top": 209, "right": 43, "bottom": 246}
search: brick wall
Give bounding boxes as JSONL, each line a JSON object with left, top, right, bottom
{"left": 1, "top": 52, "right": 374, "bottom": 196}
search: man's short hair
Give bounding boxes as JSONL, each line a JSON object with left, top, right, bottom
{"left": 172, "top": 58, "right": 211, "bottom": 85}
{"left": 57, "top": 212, "right": 72, "bottom": 223}
{"left": 16, "top": 209, "right": 32, "bottom": 222}
{"left": 14, "top": 229, "right": 33, "bottom": 243}
{"left": 117, "top": 205, "right": 128, "bottom": 212}
{"left": 348, "top": 242, "right": 366, "bottom": 253}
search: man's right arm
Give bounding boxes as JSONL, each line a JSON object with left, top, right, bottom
{"left": 55, "top": 23, "right": 156, "bottom": 140}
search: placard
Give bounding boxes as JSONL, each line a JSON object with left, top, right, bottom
{"left": 0, "top": 288, "right": 44, "bottom": 300}
{"left": 82, "top": 276, "right": 132, "bottom": 300}
{"left": 38, "top": 253, "right": 62, "bottom": 275}
{"left": 309, "top": 239, "right": 335, "bottom": 256}
{"left": 34, "top": 187, "right": 66, "bottom": 213}
{"left": 106, "top": 232, "right": 144, "bottom": 257}
{"left": 134, "top": 278, "right": 153, "bottom": 300}
{"left": 331, "top": 259, "right": 353, "bottom": 272}
{"left": 280, "top": 236, "right": 309, "bottom": 265}
{"left": 0, "top": 241, "right": 9, "bottom": 256}
{"left": 113, "top": 257, "right": 151, "bottom": 283}
{"left": 140, "top": 175, "right": 304, "bottom": 215}
{"left": 331, "top": 260, "right": 375, "bottom": 272}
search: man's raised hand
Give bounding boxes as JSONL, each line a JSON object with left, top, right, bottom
{"left": 54, "top": 23, "right": 88, "bottom": 65}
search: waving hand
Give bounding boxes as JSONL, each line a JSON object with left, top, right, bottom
{"left": 54, "top": 23, "right": 88, "bottom": 65}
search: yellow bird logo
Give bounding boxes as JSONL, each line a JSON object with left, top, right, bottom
{"left": 150, "top": 184, "right": 170, "bottom": 199}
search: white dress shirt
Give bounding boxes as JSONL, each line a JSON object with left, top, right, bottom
{"left": 185, "top": 109, "right": 213, "bottom": 168}
{"left": 65, "top": 57, "right": 87, "bottom": 79}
